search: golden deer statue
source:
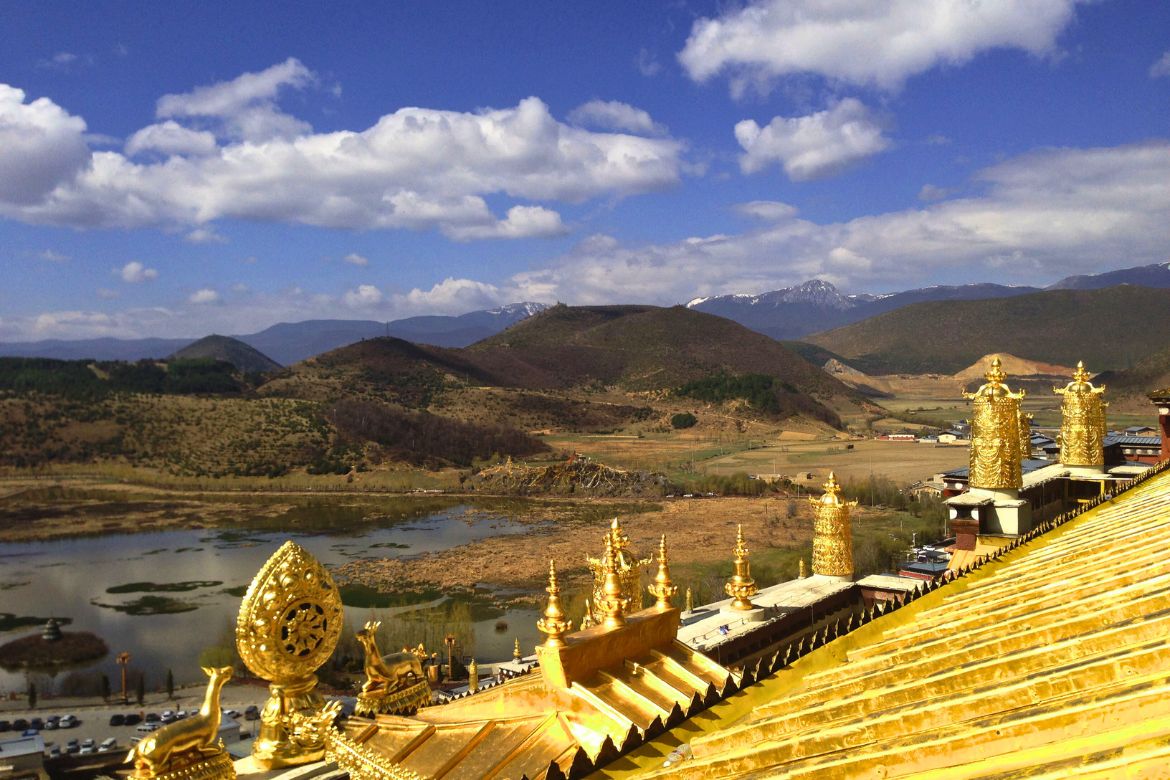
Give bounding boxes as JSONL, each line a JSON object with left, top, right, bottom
{"left": 355, "top": 620, "right": 424, "bottom": 693}
{"left": 126, "top": 666, "right": 232, "bottom": 777}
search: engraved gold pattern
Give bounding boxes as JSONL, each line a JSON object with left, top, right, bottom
{"left": 537, "top": 559, "right": 572, "bottom": 646}
{"left": 1054, "top": 360, "right": 1107, "bottom": 467}
{"left": 587, "top": 517, "right": 650, "bottom": 622}
{"left": 724, "top": 524, "right": 759, "bottom": 610}
{"left": 236, "top": 541, "right": 342, "bottom": 769}
{"left": 963, "top": 356, "right": 1025, "bottom": 489}
{"left": 809, "top": 472, "right": 856, "bottom": 578}
{"left": 647, "top": 534, "right": 678, "bottom": 609}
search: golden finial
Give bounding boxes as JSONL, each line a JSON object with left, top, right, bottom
{"left": 513, "top": 637, "right": 522, "bottom": 661}
{"left": 1054, "top": 360, "right": 1107, "bottom": 468}
{"left": 468, "top": 658, "right": 478, "bottom": 693}
{"left": 985, "top": 355, "right": 1006, "bottom": 384}
{"left": 811, "top": 474, "right": 856, "bottom": 580}
{"left": 580, "top": 600, "right": 594, "bottom": 630}
{"left": 724, "top": 525, "right": 759, "bottom": 610}
{"left": 537, "top": 560, "right": 572, "bottom": 647}
{"left": 597, "top": 533, "right": 628, "bottom": 629}
{"left": 799, "top": 558, "right": 807, "bottom": 578}
{"left": 647, "top": 534, "right": 678, "bottom": 609}
{"left": 685, "top": 587, "right": 693, "bottom": 612}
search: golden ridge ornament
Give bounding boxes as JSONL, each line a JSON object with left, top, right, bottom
{"left": 963, "top": 357, "right": 1025, "bottom": 490}
{"left": 596, "top": 534, "right": 630, "bottom": 629}
{"left": 537, "top": 559, "right": 572, "bottom": 646}
{"left": 809, "top": 472, "right": 856, "bottom": 579}
{"left": 125, "top": 666, "right": 235, "bottom": 780}
{"left": 1054, "top": 361, "right": 1107, "bottom": 467}
{"left": 236, "top": 541, "right": 343, "bottom": 769}
{"left": 724, "top": 525, "right": 759, "bottom": 610}
{"left": 647, "top": 534, "right": 678, "bottom": 609}
{"left": 353, "top": 621, "right": 430, "bottom": 717}
{"left": 586, "top": 518, "right": 650, "bottom": 623}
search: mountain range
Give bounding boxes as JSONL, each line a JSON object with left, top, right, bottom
{"left": 687, "top": 262, "right": 1170, "bottom": 340}
{"left": 0, "top": 302, "right": 548, "bottom": 365}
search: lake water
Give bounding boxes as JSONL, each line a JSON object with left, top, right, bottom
{"left": 0, "top": 496, "right": 550, "bottom": 696}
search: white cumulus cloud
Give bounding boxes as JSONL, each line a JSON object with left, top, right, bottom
{"left": 568, "top": 100, "right": 665, "bottom": 135}
{"left": 0, "top": 70, "right": 685, "bottom": 241}
{"left": 343, "top": 284, "right": 384, "bottom": 308}
{"left": 506, "top": 141, "right": 1170, "bottom": 303}
{"left": 184, "top": 227, "right": 226, "bottom": 244}
{"left": 119, "top": 261, "right": 158, "bottom": 283}
{"left": 733, "top": 201, "right": 799, "bottom": 221}
{"left": 679, "top": 0, "right": 1083, "bottom": 93}
{"left": 0, "top": 85, "right": 90, "bottom": 204}
{"left": 126, "top": 121, "right": 218, "bottom": 157}
{"left": 1151, "top": 51, "right": 1170, "bottom": 78}
{"left": 735, "top": 99, "right": 890, "bottom": 181}
{"left": 188, "top": 288, "right": 219, "bottom": 304}
{"left": 156, "top": 57, "right": 313, "bottom": 142}
{"left": 343, "top": 253, "right": 369, "bottom": 266}
{"left": 444, "top": 205, "right": 567, "bottom": 241}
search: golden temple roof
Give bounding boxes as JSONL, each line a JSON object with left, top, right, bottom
{"left": 615, "top": 461, "right": 1170, "bottom": 778}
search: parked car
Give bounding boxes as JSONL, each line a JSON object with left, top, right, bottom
{"left": 123, "top": 713, "right": 142, "bottom": 726}
{"left": 65, "top": 739, "right": 80, "bottom": 754}
{"left": 244, "top": 705, "right": 260, "bottom": 721}
{"left": 46, "top": 745, "right": 62, "bottom": 758}
{"left": 0, "top": 720, "right": 10, "bottom": 732}
{"left": 160, "top": 710, "right": 176, "bottom": 724}
{"left": 145, "top": 712, "right": 160, "bottom": 723}
{"left": 30, "top": 717, "right": 44, "bottom": 730}
{"left": 99, "top": 737, "right": 118, "bottom": 752}
{"left": 221, "top": 709, "right": 239, "bottom": 719}
{"left": 79, "top": 745, "right": 96, "bottom": 755}
{"left": 135, "top": 723, "right": 161, "bottom": 734}
{"left": 12, "top": 719, "right": 29, "bottom": 731}
{"left": 80, "top": 738, "right": 95, "bottom": 749}
{"left": 109, "top": 714, "right": 125, "bottom": 727}
{"left": 58, "top": 714, "right": 77, "bottom": 728}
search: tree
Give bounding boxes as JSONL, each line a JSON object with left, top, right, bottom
{"left": 27, "top": 682, "right": 36, "bottom": 709}
{"left": 671, "top": 412, "right": 697, "bottom": 429}
{"left": 101, "top": 674, "right": 111, "bottom": 701}
{"left": 166, "top": 669, "right": 174, "bottom": 700}
{"left": 136, "top": 674, "right": 145, "bottom": 706}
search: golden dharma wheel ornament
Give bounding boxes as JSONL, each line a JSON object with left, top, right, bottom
{"left": 236, "top": 541, "right": 343, "bottom": 769}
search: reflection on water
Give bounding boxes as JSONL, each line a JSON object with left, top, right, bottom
{"left": 0, "top": 497, "right": 549, "bottom": 695}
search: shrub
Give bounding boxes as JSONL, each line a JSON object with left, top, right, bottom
{"left": 671, "top": 412, "right": 698, "bottom": 429}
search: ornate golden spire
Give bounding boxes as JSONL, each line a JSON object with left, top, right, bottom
{"left": 537, "top": 560, "right": 572, "bottom": 647}
{"left": 580, "top": 600, "right": 594, "bottom": 630}
{"left": 809, "top": 472, "right": 857, "bottom": 580}
{"left": 963, "top": 355, "right": 1026, "bottom": 489}
{"left": 596, "top": 534, "right": 629, "bottom": 629}
{"left": 513, "top": 637, "right": 522, "bottom": 662}
{"left": 799, "top": 558, "right": 807, "bottom": 579}
{"left": 985, "top": 355, "right": 1007, "bottom": 385}
{"left": 1055, "top": 360, "right": 1107, "bottom": 468}
{"left": 685, "top": 587, "right": 693, "bottom": 612}
{"left": 724, "top": 524, "right": 759, "bottom": 611}
{"left": 586, "top": 517, "right": 650, "bottom": 623}
{"left": 647, "top": 534, "right": 678, "bottom": 609}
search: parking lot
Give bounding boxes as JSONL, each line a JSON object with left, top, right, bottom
{"left": 0, "top": 686, "right": 268, "bottom": 758}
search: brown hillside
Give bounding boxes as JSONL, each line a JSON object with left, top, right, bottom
{"left": 952, "top": 353, "right": 1073, "bottom": 382}
{"left": 262, "top": 304, "right": 864, "bottom": 433}
{"left": 808, "top": 287, "right": 1170, "bottom": 374}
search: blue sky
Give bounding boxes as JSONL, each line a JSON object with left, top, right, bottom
{"left": 1, "top": 0, "right": 1168, "bottom": 340}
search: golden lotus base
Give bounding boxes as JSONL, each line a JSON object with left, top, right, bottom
{"left": 129, "top": 747, "right": 235, "bottom": 780}
{"left": 354, "top": 680, "right": 432, "bottom": 718}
